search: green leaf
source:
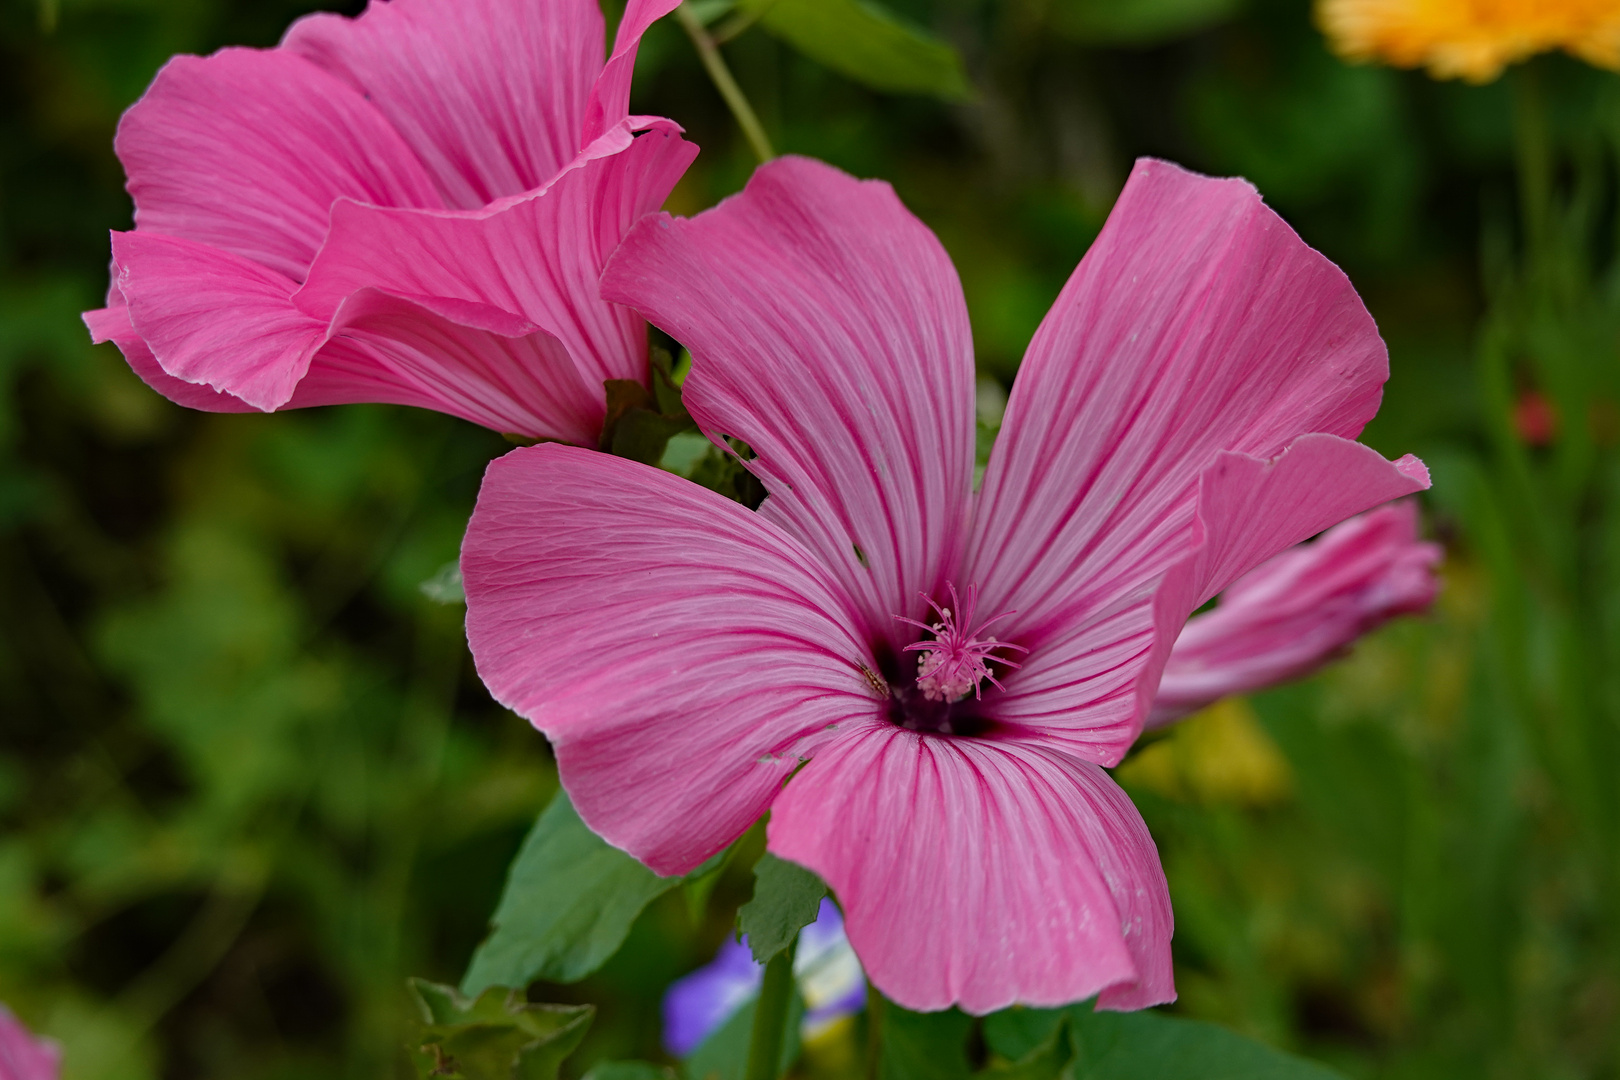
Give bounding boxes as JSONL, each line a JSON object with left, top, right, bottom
{"left": 1049, "top": 0, "right": 1243, "bottom": 45}
{"left": 683, "top": 990, "right": 805, "bottom": 1080}
{"left": 406, "top": 979, "right": 593, "bottom": 1080}
{"left": 581, "top": 1062, "right": 677, "bottom": 1080}
{"left": 982, "top": 1008, "right": 1071, "bottom": 1078}
{"left": 738, "top": 0, "right": 971, "bottom": 100}
{"left": 462, "top": 792, "right": 682, "bottom": 994}
{"left": 736, "top": 854, "right": 826, "bottom": 962}
{"left": 879, "top": 1005, "right": 974, "bottom": 1080}
{"left": 1067, "top": 1008, "right": 1347, "bottom": 1080}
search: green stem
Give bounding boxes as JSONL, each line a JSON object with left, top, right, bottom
{"left": 1511, "top": 62, "right": 1551, "bottom": 259}
{"left": 677, "top": 1, "right": 775, "bottom": 164}
{"left": 744, "top": 939, "right": 796, "bottom": 1080}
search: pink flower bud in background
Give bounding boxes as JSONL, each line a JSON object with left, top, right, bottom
{"left": 1147, "top": 500, "right": 1441, "bottom": 730}
{"left": 0, "top": 1006, "right": 60, "bottom": 1080}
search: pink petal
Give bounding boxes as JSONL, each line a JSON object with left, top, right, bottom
{"left": 116, "top": 48, "right": 441, "bottom": 281}
{"left": 84, "top": 292, "right": 257, "bottom": 413}
{"left": 768, "top": 727, "right": 1173, "bottom": 1014}
{"left": 964, "top": 159, "right": 1399, "bottom": 764}
{"left": 1149, "top": 500, "right": 1441, "bottom": 727}
{"left": 581, "top": 0, "right": 683, "bottom": 148}
{"left": 312, "top": 290, "right": 603, "bottom": 443}
{"left": 601, "top": 156, "right": 976, "bottom": 648}
{"left": 111, "top": 231, "right": 327, "bottom": 410}
{"left": 462, "top": 444, "right": 884, "bottom": 875}
{"left": 284, "top": 0, "right": 613, "bottom": 208}
{"left": 1136, "top": 435, "right": 1430, "bottom": 727}
{"left": 0, "top": 1005, "right": 60, "bottom": 1080}
{"left": 84, "top": 279, "right": 589, "bottom": 434}
{"left": 298, "top": 123, "right": 696, "bottom": 392}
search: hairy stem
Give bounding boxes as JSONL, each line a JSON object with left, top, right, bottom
{"left": 677, "top": 1, "right": 775, "bottom": 163}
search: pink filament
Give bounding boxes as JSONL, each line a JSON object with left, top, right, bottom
{"left": 897, "top": 584, "right": 1026, "bottom": 702}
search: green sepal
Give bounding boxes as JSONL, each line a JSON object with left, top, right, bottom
{"left": 599, "top": 356, "right": 696, "bottom": 466}
{"left": 406, "top": 979, "right": 592, "bottom": 1080}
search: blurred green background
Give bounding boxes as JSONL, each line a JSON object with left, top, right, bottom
{"left": 3, "top": 0, "right": 1619, "bottom": 1076}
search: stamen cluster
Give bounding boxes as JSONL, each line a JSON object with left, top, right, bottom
{"left": 899, "top": 584, "right": 1025, "bottom": 703}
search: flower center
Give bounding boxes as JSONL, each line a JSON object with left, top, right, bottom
{"left": 885, "top": 584, "right": 1025, "bottom": 734}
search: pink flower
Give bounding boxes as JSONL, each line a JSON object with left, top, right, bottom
{"left": 1147, "top": 500, "right": 1442, "bottom": 729}
{"left": 82, "top": 0, "right": 696, "bottom": 445}
{"left": 0, "top": 1005, "right": 60, "bottom": 1080}
{"left": 460, "top": 156, "right": 1430, "bottom": 1013}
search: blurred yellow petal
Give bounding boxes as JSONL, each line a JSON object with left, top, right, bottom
{"left": 1118, "top": 698, "right": 1295, "bottom": 808}
{"left": 1317, "top": 0, "right": 1620, "bottom": 82}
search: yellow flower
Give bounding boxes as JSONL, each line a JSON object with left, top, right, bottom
{"left": 1317, "top": 0, "right": 1620, "bottom": 82}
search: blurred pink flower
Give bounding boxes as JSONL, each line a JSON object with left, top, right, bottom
{"left": 0, "top": 1005, "right": 60, "bottom": 1080}
{"left": 1148, "top": 500, "right": 1441, "bottom": 729}
{"left": 83, "top": 0, "right": 696, "bottom": 444}
{"left": 460, "top": 156, "right": 1429, "bottom": 1014}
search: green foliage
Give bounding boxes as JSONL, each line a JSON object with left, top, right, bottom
{"left": 1068, "top": 1008, "right": 1345, "bottom": 1079}
{"left": 735, "top": 855, "right": 824, "bottom": 963}
{"left": 7, "top": 0, "right": 1620, "bottom": 1076}
{"left": 879, "top": 1007, "right": 974, "bottom": 1080}
{"left": 683, "top": 990, "right": 804, "bottom": 1080}
{"left": 407, "top": 979, "right": 593, "bottom": 1080}
{"left": 886, "top": 1003, "right": 1339, "bottom": 1080}
{"left": 580, "top": 1062, "right": 677, "bottom": 1080}
{"left": 463, "top": 792, "right": 689, "bottom": 995}
{"left": 736, "top": 0, "right": 971, "bottom": 100}
{"left": 1050, "top": 0, "right": 1244, "bottom": 45}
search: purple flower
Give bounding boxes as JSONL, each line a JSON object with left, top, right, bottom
{"left": 663, "top": 899, "right": 866, "bottom": 1055}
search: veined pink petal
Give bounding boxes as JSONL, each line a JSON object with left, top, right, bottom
{"left": 115, "top": 48, "right": 441, "bottom": 281}
{"left": 283, "top": 0, "right": 605, "bottom": 208}
{"left": 111, "top": 232, "right": 326, "bottom": 411}
{"left": 601, "top": 156, "right": 976, "bottom": 647}
{"left": 0, "top": 1005, "right": 60, "bottom": 1080}
{"left": 966, "top": 158, "right": 1400, "bottom": 764}
{"left": 298, "top": 124, "right": 696, "bottom": 391}
{"left": 318, "top": 290, "right": 603, "bottom": 443}
{"left": 84, "top": 293, "right": 258, "bottom": 413}
{"left": 1136, "top": 435, "right": 1431, "bottom": 726}
{"left": 462, "top": 444, "right": 883, "bottom": 875}
{"left": 581, "top": 0, "right": 684, "bottom": 148}
{"left": 1148, "top": 500, "right": 1441, "bottom": 728}
{"left": 83, "top": 283, "right": 585, "bottom": 430}
{"left": 768, "top": 728, "right": 1173, "bottom": 1015}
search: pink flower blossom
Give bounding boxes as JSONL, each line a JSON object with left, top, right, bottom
{"left": 460, "top": 156, "right": 1430, "bottom": 1013}
{"left": 0, "top": 1005, "right": 60, "bottom": 1080}
{"left": 82, "top": 0, "right": 696, "bottom": 445}
{"left": 1148, "top": 500, "right": 1442, "bottom": 729}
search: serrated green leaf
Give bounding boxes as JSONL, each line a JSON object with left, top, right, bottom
{"left": 879, "top": 1005, "right": 974, "bottom": 1080}
{"left": 407, "top": 980, "right": 593, "bottom": 1080}
{"left": 683, "top": 990, "right": 805, "bottom": 1080}
{"left": 1067, "top": 1008, "right": 1346, "bottom": 1080}
{"left": 736, "top": 854, "right": 826, "bottom": 962}
{"left": 738, "top": 0, "right": 970, "bottom": 100}
{"left": 1049, "top": 0, "right": 1243, "bottom": 45}
{"left": 461, "top": 792, "right": 682, "bottom": 994}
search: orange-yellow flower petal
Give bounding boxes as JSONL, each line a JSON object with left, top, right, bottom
{"left": 1317, "top": 0, "right": 1620, "bottom": 82}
